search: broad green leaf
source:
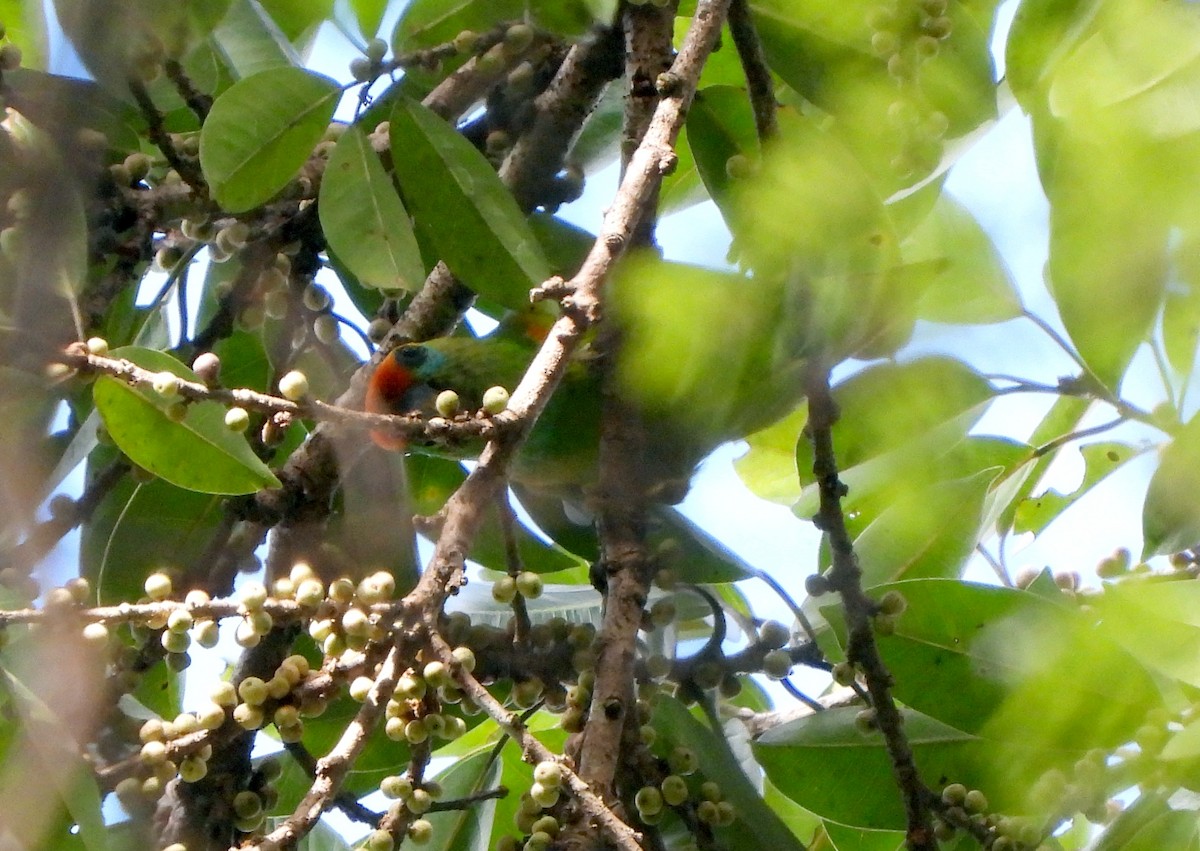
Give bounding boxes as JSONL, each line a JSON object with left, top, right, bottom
{"left": 859, "top": 580, "right": 1161, "bottom": 750}
{"left": 349, "top": 0, "right": 389, "bottom": 39}
{"left": 1047, "top": 1, "right": 1200, "bottom": 141}
{"left": 80, "top": 459, "right": 225, "bottom": 603}
{"left": 652, "top": 697, "right": 807, "bottom": 851}
{"left": 1164, "top": 228, "right": 1200, "bottom": 386}
{"left": 211, "top": 0, "right": 298, "bottom": 77}
{"left": 823, "top": 822, "right": 904, "bottom": 851}
{"left": 1091, "top": 580, "right": 1200, "bottom": 688}
{"left": 850, "top": 469, "right": 996, "bottom": 583}
{"left": 1090, "top": 795, "right": 1192, "bottom": 851}
{"left": 200, "top": 67, "right": 340, "bottom": 212}
{"left": 389, "top": 98, "right": 551, "bottom": 309}
{"left": 1144, "top": 413, "right": 1200, "bottom": 556}
{"left": 424, "top": 748, "right": 502, "bottom": 851}
{"left": 92, "top": 346, "right": 281, "bottom": 494}
{"left": 319, "top": 124, "right": 425, "bottom": 291}
{"left": 755, "top": 705, "right": 1056, "bottom": 829}
{"left": 259, "top": 0, "right": 333, "bottom": 42}
{"left": 734, "top": 403, "right": 807, "bottom": 505}
{"left": 392, "top": 0, "right": 523, "bottom": 53}
{"left": 903, "top": 194, "right": 1021, "bottom": 324}
{"left": 1045, "top": 131, "right": 1170, "bottom": 390}
{"left": 298, "top": 691, "right": 412, "bottom": 795}
{"left": 809, "top": 358, "right": 991, "bottom": 474}
{"left": 996, "top": 395, "right": 1092, "bottom": 536}
{"left": 687, "top": 85, "right": 761, "bottom": 212}
{"left": 1013, "top": 441, "right": 1138, "bottom": 535}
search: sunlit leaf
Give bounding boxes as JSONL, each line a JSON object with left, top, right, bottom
{"left": 1144, "top": 413, "right": 1200, "bottom": 556}
{"left": 92, "top": 347, "right": 281, "bottom": 494}
{"left": 200, "top": 67, "right": 340, "bottom": 212}
{"left": 1013, "top": 441, "right": 1139, "bottom": 535}
{"left": 211, "top": 0, "right": 298, "bottom": 77}
{"left": 688, "top": 85, "right": 761, "bottom": 211}
{"left": 734, "top": 403, "right": 807, "bottom": 505}
{"left": 1092, "top": 580, "right": 1200, "bottom": 688}
{"left": 319, "top": 124, "right": 425, "bottom": 291}
{"left": 902, "top": 194, "right": 1021, "bottom": 324}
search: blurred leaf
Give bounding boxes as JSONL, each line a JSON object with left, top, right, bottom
{"left": 93, "top": 347, "right": 280, "bottom": 494}
{"left": 200, "top": 67, "right": 339, "bottom": 212}
{"left": 1092, "top": 579, "right": 1200, "bottom": 688}
{"left": 1164, "top": 228, "right": 1200, "bottom": 386}
{"left": 735, "top": 403, "right": 807, "bottom": 505}
{"left": 864, "top": 579, "right": 1161, "bottom": 749}
{"left": 1090, "top": 794, "right": 1189, "bottom": 851}
{"left": 319, "top": 124, "right": 425, "bottom": 291}
{"left": 407, "top": 455, "right": 587, "bottom": 576}
{"left": 688, "top": 85, "right": 760, "bottom": 211}
{"left": 349, "top": 0, "right": 389, "bottom": 39}
{"left": 211, "top": 0, "right": 299, "bottom": 77}
{"left": 1144, "top": 413, "right": 1200, "bottom": 556}
{"left": 610, "top": 255, "right": 807, "bottom": 448}
{"left": 1, "top": 70, "right": 144, "bottom": 152}
{"left": 0, "top": 669, "right": 108, "bottom": 851}
{"left": 259, "top": 0, "right": 333, "bottom": 42}
{"left": 755, "top": 705, "right": 1055, "bottom": 829}
{"left": 389, "top": 98, "right": 551, "bottom": 310}
{"left": 850, "top": 469, "right": 996, "bottom": 583}
{"left": 903, "top": 194, "right": 1021, "bottom": 323}
{"left": 392, "top": 0, "right": 523, "bottom": 53}
{"left": 0, "top": 0, "right": 48, "bottom": 70}
{"left": 652, "top": 696, "right": 806, "bottom": 851}
{"left": 799, "top": 358, "right": 991, "bottom": 476}
{"left": 1013, "top": 441, "right": 1138, "bottom": 535}
{"left": 995, "top": 395, "right": 1092, "bottom": 536}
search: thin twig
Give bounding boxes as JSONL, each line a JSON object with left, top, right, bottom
{"left": 805, "top": 361, "right": 935, "bottom": 851}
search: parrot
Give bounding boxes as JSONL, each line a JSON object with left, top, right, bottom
{"left": 364, "top": 254, "right": 812, "bottom": 506}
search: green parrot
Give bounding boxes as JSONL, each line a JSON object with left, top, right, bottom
{"left": 365, "top": 256, "right": 809, "bottom": 505}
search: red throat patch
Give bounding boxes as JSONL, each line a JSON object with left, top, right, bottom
{"left": 365, "top": 354, "right": 415, "bottom": 450}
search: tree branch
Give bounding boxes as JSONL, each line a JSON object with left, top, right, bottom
{"left": 804, "top": 362, "right": 935, "bottom": 851}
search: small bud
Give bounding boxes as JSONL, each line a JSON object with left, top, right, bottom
{"left": 278, "top": 370, "right": 309, "bottom": 401}
{"left": 225, "top": 406, "right": 250, "bottom": 432}
{"left": 482, "top": 385, "right": 510, "bottom": 414}
{"left": 436, "top": 389, "right": 460, "bottom": 417}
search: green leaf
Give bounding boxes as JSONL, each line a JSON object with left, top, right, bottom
{"left": 297, "top": 821, "right": 351, "bottom": 851}
{"left": 1144, "top": 413, "right": 1200, "bottom": 556}
{"left": 687, "top": 85, "right": 761, "bottom": 211}
{"left": 903, "top": 194, "right": 1022, "bottom": 324}
{"left": 823, "top": 822, "right": 904, "bottom": 851}
{"left": 392, "top": 0, "right": 524, "bottom": 52}
{"left": 318, "top": 124, "right": 425, "bottom": 291}
{"left": 652, "top": 697, "right": 807, "bottom": 851}
{"left": 1013, "top": 441, "right": 1139, "bottom": 535}
{"left": 0, "top": 0, "right": 48, "bottom": 70}
{"left": 755, "top": 705, "right": 1052, "bottom": 829}
{"left": 863, "top": 579, "right": 1161, "bottom": 750}
{"left": 389, "top": 98, "right": 551, "bottom": 309}
{"left": 211, "top": 0, "right": 299, "bottom": 77}
{"left": 1090, "top": 794, "right": 1194, "bottom": 851}
{"left": 258, "top": 0, "right": 333, "bottom": 42}
{"left": 1163, "top": 229, "right": 1200, "bottom": 384}
{"left": 92, "top": 346, "right": 280, "bottom": 494}
{"left": 200, "top": 67, "right": 340, "bottom": 212}
{"left": 80, "top": 457, "right": 225, "bottom": 603}
{"left": 424, "top": 748, "right": 502, "bottom": 851}
{"left": 1091, "top": 580, "right": 1200, "bottom": 688}
{"left": 995, "top": 395, "right": 1092, "bottom": 536}
{"left": 734, "top": 403, "right": 807, "bottom": 505}
{"left": 349, "top": 0, "right": 389, "bottom": 39}
{"left": 0, "top": 668, "right": 108, "bottom": 851}
{"left": 850, "top": 469, "right": 997, "bottom": 583}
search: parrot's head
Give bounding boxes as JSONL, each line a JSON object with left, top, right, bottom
{"left": 365, "top": 344, "right": 447, "bottom": 449}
